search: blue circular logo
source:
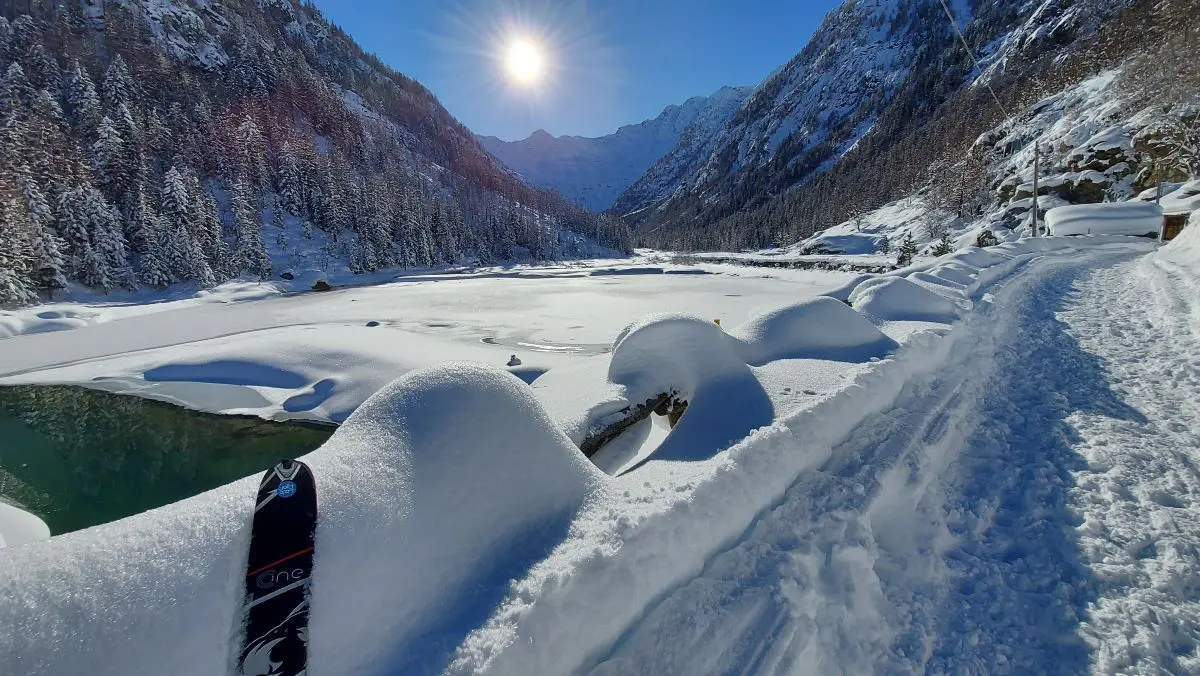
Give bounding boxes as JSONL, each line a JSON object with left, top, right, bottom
{"left": 276, "top": 480, "right": 297, "bottom": 498}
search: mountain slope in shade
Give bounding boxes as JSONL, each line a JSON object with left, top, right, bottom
{"left": 478, "top": 86, "right": 752, "bottom": 212}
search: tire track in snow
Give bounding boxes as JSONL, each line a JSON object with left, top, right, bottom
{"left": 590, "top": 250, "right": 1162, "bottom": 675}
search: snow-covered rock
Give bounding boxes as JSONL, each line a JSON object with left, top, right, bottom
{"left": 607, "top": 314, "right": 773, "bottom": 463}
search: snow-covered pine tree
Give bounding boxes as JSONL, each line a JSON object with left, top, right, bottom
{"left": 54, "top": 185, "right": 91, "bottom": 274}
{"left": 81, "top": 185, "right": 136, "bottom": 291}
{"left": 192, "top": 187, "right": 231, "bottom": 280}
{"left": 231, "top": 179, "right": 270, "bottom": 279}
{"left": 64, "top": 60, "right": 101, "bottom": 136}
{"left": 27, "top": 89, "right": 69, "bottom": 190}
{"left": 20, "top": 178, "right": 66, "bottom": 298}
{"left": 1, "top": 62, "right": 34, "bottom": 111}
{"left": 92, "top": 116, "right": 128, "bottom": 199}
{"left": 138, "top": 210, "right": 173, "bottom": 289}
{"left": 0, "top": 194, "right": 37, "bottom": 307}
{"left": 25, "top": 41, "right": 61, "bottom": 94}
{"left": 235, "top": 115, "right": 268, "bottom": 192}
{"left": 101, "top": 55, "right": 136, "bottom": 113}
{"left": 277, "top": 141, "right": 303, "bottom": 216}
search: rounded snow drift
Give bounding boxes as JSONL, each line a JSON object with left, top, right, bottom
{"left": 731, "top": 296, "right": 898, "bottom": 364}
{"left": 849, "top": 276, "right": 962, "bottom": 324}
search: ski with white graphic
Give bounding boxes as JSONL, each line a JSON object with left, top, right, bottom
{"left": 237, "top": 459, "right": 317, "bottom": 676}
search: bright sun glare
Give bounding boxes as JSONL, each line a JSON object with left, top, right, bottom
{"left": 504, "top": 39, "right": 545, "bottom": 85}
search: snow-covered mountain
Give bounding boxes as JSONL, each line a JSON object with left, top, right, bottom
{"left": 478, "top": 86, "right": 751, "bottom": 212}
{"left": 634, "top": 0, "right": 1131, "bottom": 242}
{"left": 0, "top": 0, "right": 632, "bottom": 307}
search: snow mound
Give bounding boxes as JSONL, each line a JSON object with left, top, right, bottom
{"left": 1046, "top": 201, "right": 1163, "bottom": 237}
{"left": 0, "top": 364, "right": 604, "bottom": 676}
{"left": 609, "top": 314, "right": 773, "bottom": 463}
{"left": 731, "top": 297, "right": 898, "bottom": 364}
{"left": 0, "top": 502, "right": 50, "bottom": 549}
{"left": 849, "top": 277, "right": 963, "bottom": 324}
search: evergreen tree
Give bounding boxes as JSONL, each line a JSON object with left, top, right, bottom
{"left": 138, "top": 211, "right": 173, "bottom": 289}
{"left": 80, "top": 185, "right": 135, "bottom": 291}
{"left": 277, "top": 141, "right": 303, "bottom": 216}
{"left": 91, "top": 116, "right": 128, "bottom": 197}
{"left": 102, "top": 55, "right": 135, "bottom": 113}
{"left": 0, "top": 195, "right": 37, "bottom": 307}
{"left": 20, "top": 179, "right": 66, "bottom": 297}
{"left": 235, "top": 115, "right": 268, "bottom": 191}
{"left": 1, "top": 62, "right": 34, "bottom": 111}
{"left": 64, "top": 60, "right": 101, "bottom": 135}
{"left": 896, "top": 232, "right": 918, "bottom": 267}
{"left": 931, "top": 230, "right": 955, "bottom": 257}
{"left": 231, "top": 180, "right": 270, "bottom": 279}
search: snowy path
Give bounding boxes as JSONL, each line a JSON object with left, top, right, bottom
{"left": 590, "top": 249, "right": 1200, "bottom": 675}
{"left": 1063, "top": 259, "right": 1200, "bottom": 674}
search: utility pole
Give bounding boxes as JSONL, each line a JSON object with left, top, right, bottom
{"left": 1031, "top": 143, "right": 1040, "bottom": 237}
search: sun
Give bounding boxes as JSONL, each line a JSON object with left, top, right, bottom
{"left": 504, "top": 39, "right": 545, "bottom": 85}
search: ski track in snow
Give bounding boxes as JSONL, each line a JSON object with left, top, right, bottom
{"left": 590, "top": 249, "right": 1200, "bottom": 675}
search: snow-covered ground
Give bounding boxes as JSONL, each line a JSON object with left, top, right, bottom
{"left": 0, "top": 260, "right": 855, "bottom": 424}
{"left": 7, "top": 228, "right": 1196, "bottom": 675}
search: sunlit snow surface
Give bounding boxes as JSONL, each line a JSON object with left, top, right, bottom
{"left": 7, "top": 235, "right": 1200, "bottom": 676}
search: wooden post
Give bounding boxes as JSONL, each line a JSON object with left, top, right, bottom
{"left": 1031, "top": 143, "right": 1040, "bottom": 237}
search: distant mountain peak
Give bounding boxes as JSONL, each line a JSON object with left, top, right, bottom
{"left": 478, "top": 85, "right": 752, "bottom": 212}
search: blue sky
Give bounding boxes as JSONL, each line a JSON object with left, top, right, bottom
{"left": 311, "top": 0, "right": 841, "bottom": 141}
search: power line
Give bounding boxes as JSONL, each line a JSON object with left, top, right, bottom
{"left": 936, "top": 0, "right": 1012, "bottom": 122}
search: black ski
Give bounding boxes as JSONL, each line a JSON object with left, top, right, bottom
{"left": 237, "top": 459, "right": 317, "bottom": 676}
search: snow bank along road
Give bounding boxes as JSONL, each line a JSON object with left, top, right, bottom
{"left": 3, "top": 234, "right": 1199, "bottom": 675}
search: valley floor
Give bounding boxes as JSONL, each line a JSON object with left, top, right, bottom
{"left": 2, "top": 236, "right": 1198, "bottom": 675}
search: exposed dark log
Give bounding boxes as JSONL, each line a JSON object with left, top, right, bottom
{"left": 580, "top": 392, "right": 675, "bottom": 458}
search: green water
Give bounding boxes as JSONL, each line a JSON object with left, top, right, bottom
{"left": 0, "top": 385, "right": 334, "bottom": 535}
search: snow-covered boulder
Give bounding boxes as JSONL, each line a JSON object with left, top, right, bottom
{"left": 0, "top": 502, "right": 50, "bottom": 549}
{"left": 608, "top": 314, "right": 773, "bottom": 463}
{"left": 731, "top": 297, "right": 897, "bottom": 364}
{"left": 0, "top": 364, "right": 604, "bottom": 675}
{"left": 1046, "top": 201, "right": 1163, "bottom": 237}
{"left": 849, "top": 277, "right": 962, "bottom": 324}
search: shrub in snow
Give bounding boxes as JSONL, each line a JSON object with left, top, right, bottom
{"left": 311, "top": 277, "right": 332, "bottom": 292}
{"left": 849, "top": 277, "right": 962, "bottom": 324}
{"left": 730, "top": 297, "right": 897, "bottom": 365}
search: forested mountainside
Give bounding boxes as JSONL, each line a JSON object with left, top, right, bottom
{"left": 478, "top": 86, "right": 752, "bottom": 213}
{"left": 637, "top": 0, "right": 1197, "bottom": 251}
{"left": 0, "top": 0, "right": 631, "bottom": 306}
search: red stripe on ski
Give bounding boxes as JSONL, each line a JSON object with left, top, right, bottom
{"left": 246, "top": 546, "right": 314, "bottom": 578}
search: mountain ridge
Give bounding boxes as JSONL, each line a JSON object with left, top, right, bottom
{"left": 478, "top": 85, "right": 752, "bottom": 212}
